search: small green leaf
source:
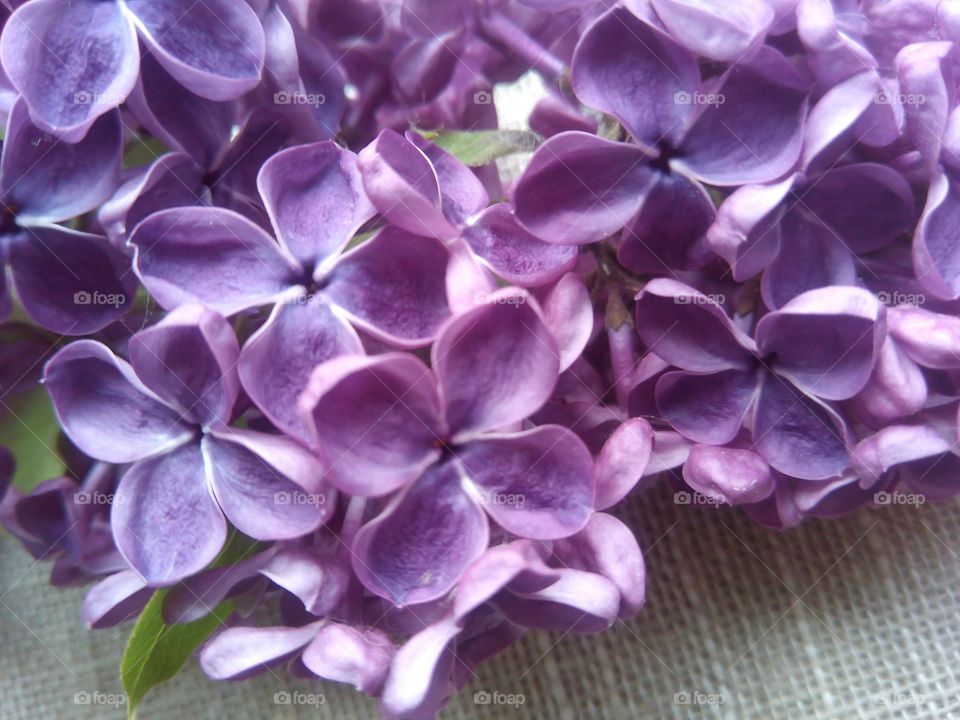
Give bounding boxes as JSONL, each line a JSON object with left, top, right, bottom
{"left": 0, "top": 385, "right": 65, "bottom": 492}
{"left": 416, "top": 128, "right": 542, "bottom": 166}
{"left": 123, "top": 136, "right": 170, "bottom": 169}
{"left": 121, "top": 590, "right": 234, "bottom": 719}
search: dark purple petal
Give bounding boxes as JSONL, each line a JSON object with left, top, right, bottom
{"left": 1, "top": 98, "right": 121, "bottom": 222}
{"left": 513, "top": 131, "right": 652, "bottom": 245}
{"left": 680, "top": 54, "right": 808, "bottom": 185}
{"left": 358, "top": 129, "right": 456, "bottom": 239}
{"left": 301, "top": 623, "right": 394, "bottom": 694}
{"left": 618, "top": 171, "right": 716, "bottom": 274}
{"left": 409, "top": 132, "right": 488, "bottom": 226}
{"left": 299, "top": 354, "right": 443, "bottom": 496}
{"left": 239, "top": 298, "right": 362, "bottom": 443}
{"left": 682, "top": 444, "right": 774, "bottom": 505}
{"left": 203, "top": 430, "right": 328, "bottom": 541}
{"left": 112, "top": 442, "right": 227, "bottom": 585}
{"left": 461, "top": 204, "right": 577, "bottom": 286}
{"left": 8, "top": 226, "right": 135, "bottom": 335}
{"left": 756, "top": 287, "right": 884, "bottom": 400}
{"left": 44, "top": 340, "right": 190, "bottom": 463}
{"left": 634, "top": 278, "right": 756, "bottom": 372}
{"left": 258, "top": 141, "right": 374, "bottom": 267}
{"left": 128, "top": 305, "right": 239, "bottom": 427}
{"left": 752, "top": 372, "right": 852, "bottom": 480}
{"left": 760, "top": 213, "right": 857, "bottom": 309}
{"left": 0, "top": 0, "right": 138, "bottom": 140}
{"left": 459, "top": 426, "right": 594, "bottom": 539}
{"left": 352, "top": 459, "right": 488, "bottom": 605}
{"left": 593, "top": 418, "right": 654, "bottom": 510}
{"left": 323, "top": 227, "right": 451, "bottom": 346}
{"left": 130, "top": 207, "right": 300, "bottom": 314}
{"left": 201, "top": 622, "right": 323, "bottom": 680}
{"left": 433, "top": 289, "right": 559, "bottom": 437}
{"left": 656, "top": 369, "right": 759, "bottom": 444}
{"left": 124, "top": 0, "right": 265, "bottom": 101}
{"left": 572, "top": 7, "right": 699, "bottom": 146}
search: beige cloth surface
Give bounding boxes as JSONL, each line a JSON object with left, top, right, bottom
{"left": 2, "top": 480, "right": 958, "bottom": 719}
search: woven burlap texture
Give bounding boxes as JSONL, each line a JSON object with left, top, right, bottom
{"left": 2, "top": 481, "right": 958, "bottom": 720}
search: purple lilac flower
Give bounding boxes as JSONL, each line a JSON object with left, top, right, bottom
{"left": 43, "top": 305, "right": 333, "bottom": 584}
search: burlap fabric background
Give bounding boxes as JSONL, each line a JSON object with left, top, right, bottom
{"left": 2, "top": 480, "right": 958, "bottom": 719}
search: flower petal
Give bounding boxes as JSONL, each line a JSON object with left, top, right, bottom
{"left": 82, "top": 570, "right": 152, "bottom": 629}
{"left": 357, "top": 129, "right": 455, "bottom": 239}
{"left": 299, "top": 353, "right": 443, "bottom": 496}
{"left": 494, "top": 568, "right": 620, "bottom": 633}
{"left": 461, "top": 204, "right": 577, "bottom": 286}
{"left": 7, "top": 226, "right": 135, "bottom": 335}
{"left": 593, "top": 418, "right": 654, "bottom": 511}
{"left": 128, "top": 305, "right": 239, "bottom": 427}
{"left": 634, "top": 278, "right": 756, "bottom": 372}
{"left": 915, "top": 170, "right": 960, "bottom": 300}
{"left": 433, "top": 289, "right": 559, "bottom": 436}
{"left": 618, "top": 171, "right": 716, "bottom": 274}
{"left": 409, "top": 132, "right": 489, "bottom": 226}
{"left": 0, "top": 0, "right": 138, "bottom": 140}
{"left": 301, "top": 623, "right": 395, "bottom": 694}
{"left": 381, "top": 618, "right": 461, "bottom": 719}
{"left": 112, "top": 442, "right": 227, "bottom": 585}
{"left": 44, "top": 340, "right": 190, "bottom": 463}
{"left": 887, "top": 305, "right": 960, "bottom": 369}
{"left": 756, "top": 286, "right": 884, "bottom": 400}
{"left": 1, "top": 98, "right": 121, "bottom": 223}
{"left": 752, "top": 372, "right": 852, "bottom": 480}
{"left": 895, "top": 41, "right": 955, "bottom": 174}
{"left": 239, "top": 298, "right": 362, "bottom": 443}
{"left": 572, "top": 7, "right": 699, "bottom": 146}
{"left": 323, "top": 227, "right": 451, "bottom": 346}
{"left": 203, "top": 431, "right": 328, "bottom": 542}
{"left": 682, "top": 444, "right": 774, "bottom": 505}
{"left": 656, "top": 369, "right": 758, "bottom": 444}
{"left": 538, "top": 273, "right": 593, "bottom": 373}
{"left": 650, "top": 0, "right": 774, "bottom": 61}
{"left": 849, "top": 336, "right": 927, "bottom": 425}
{"left": 460, "top": 426, "right": 594, "bottom": 539}
{"left": 512, "top": 131, "right": 652, "bottom": 245}
{"left": 258, "top": 141, "right": 374, "bottom": 267}
{"left": 124, "top": 0, "right": 265, "bottom": 101}
{"left": 200, "top": 622, "right": 323, "bottom": 681}
{"left": 130, "top": 206, "right": 300, "bottom": 314}
{"left": 352, "top": 459, "right": 488, "bottom": 605}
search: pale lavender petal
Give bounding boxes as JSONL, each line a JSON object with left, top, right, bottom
{"left": 460, "top": 426, "right": 594, "bottom": 539}
{"left": 82, "top": 570, "right": 152, "bottom": 629}
{"left": 682, "top": 444, "right": 774, "bottom": 505}
{"left": 433, "top": 289, "right": 558, "bottom": 437}
{"left": 112, "top": 442, "right": 227, "bottom": 585}
{"left": 0, "top": 0, "right": 138, "bottom": 140}
{"left": 852, "top": 423, "right": 952, "bottom": 482}
{"left": 850, "top": 336, "right": 927, "bottom": 425}
{"left": 538, "top": 273, "right": 593, "bottom": 372}
{"left": 201, "top": 622, "right": 324, "bottom": 680}
{"left": 43, "top": 340, "right": 190, "bottom": 463}
{"left": 381, "top": 618, "right": 460, "bottom": 719}
{"left": 887, "top": 305, "right": 960, "bottom": 369}
{"left": 593, "top": 418, "right": 654, "bottom": 510}
{"left": 650, "top": 0, "right": 774, "bottom": 61}
{"left": 914, "top": 171, "right": 960, "bottom": 299}
{"left": 494, "top": 568, "right": 620, "bottom": 633}
{"left": 258, "top": 141, "right": 374, "bottom": 266}
{"left": 302, "top": 623, "right": 394, "bottom": 694}
{"left": 896, "top": 41, "right": 955, "bottom": 173}
{"left": 352, "top": 459, "right": 488, "bottom": 605}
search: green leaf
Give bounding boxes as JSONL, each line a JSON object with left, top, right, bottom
{"left": 416, "top": 128, "right": 542, "bottom": 166}
{"left": 121, "top": 590, "right": 234, "bottom": 719}
{"left": 123, "top": 136, "right": 170, "bottom": 169}
{"left": 0, "top": 385, "right": 65, "bottom": 492}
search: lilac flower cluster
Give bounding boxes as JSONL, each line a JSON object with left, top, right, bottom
{"left": 0, "top": 0, "right": 958, "bottom": 717}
